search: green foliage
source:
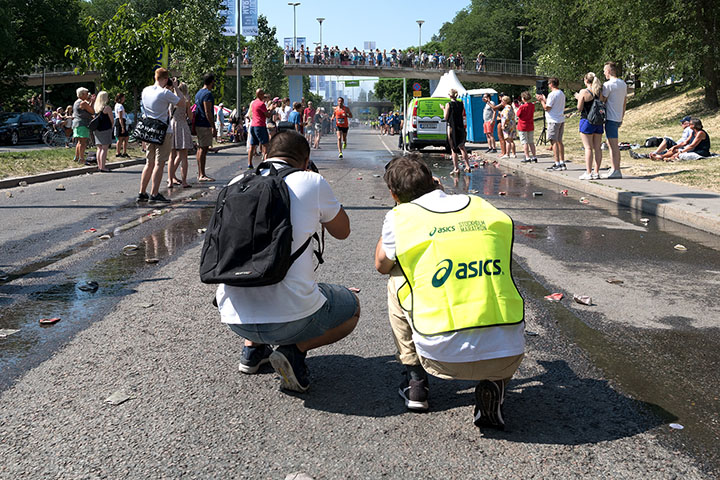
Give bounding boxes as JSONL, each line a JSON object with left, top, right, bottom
{"left": 0, "top": 0, "right": 85, "bottom": 99}
{"left": 373, "top": 78, "right": 430, "bottom": 110}
{"left": 66, "top": 4, "right": 171, "bottom": 114}
{"left": 81, "top": 0, "right": 178, "bottom": 22}
{"left": 249, "top": 15, "right": 285, "bottom": 97}
{"left": 303, "top": 77, "right": 324, "bottom": 106}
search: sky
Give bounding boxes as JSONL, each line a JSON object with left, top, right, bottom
{"left": 252, "top": 0, "right": 471, "bottom": 51}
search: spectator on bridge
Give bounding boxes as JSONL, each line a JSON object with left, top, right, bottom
{"left": 476, "top": 52, "right": 486, "bottom": 72}
{"left": 374, "top": 154, "right": 525, "bottom": 426}
{"left": 194, "top": 73, "right": 216, "bottom": 182}
{"left": 92, "top": 91, "right": 113, "bottom": 173}
{"left": 600, "top": 61, "right": 627, "bottom": 179}
{"left": 72, "top": 87, "right": 94, "bottom": 164}
{"left": 536, "top": 77, "right": 567, "bottom": 171}
{"left": 170, "top": 82, "right": 193, "bottom": 189}
{"left": 575, "top": 72, "right": 604, "bottom": 179}
{"left": 218, "top": 131, "right": 359, "bottom": 393}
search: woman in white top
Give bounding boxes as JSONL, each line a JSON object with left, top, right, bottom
{"left": 114, "top": 93, "right": 129, "bottom": 158}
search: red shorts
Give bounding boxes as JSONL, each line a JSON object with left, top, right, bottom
{"left": 483, "top": 121, "right": 494, "bottom": 135}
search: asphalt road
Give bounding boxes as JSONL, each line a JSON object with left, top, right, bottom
{"left": 0, "top": 129, "right": 717, "bottom": 478}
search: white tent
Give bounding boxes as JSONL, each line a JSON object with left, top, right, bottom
{"left": 465, "top": 88, "right": 498, "bottom": 96}
{"left": 431, "top": 70, "right": 468, "bottom": 98}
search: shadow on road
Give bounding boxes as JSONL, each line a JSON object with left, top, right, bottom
{"left": 299, "top": 356, "right": 672, "bottom": 446}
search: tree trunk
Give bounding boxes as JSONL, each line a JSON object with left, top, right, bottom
{"left": 699, "top": 0, "right": 719, "bottom": 108}
{"left": 703, "top": 58, "right": 719, "bottom": 109}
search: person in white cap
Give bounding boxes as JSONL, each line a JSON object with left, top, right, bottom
{"left": 216, "top": 103, "right": 226, "bottom": 141}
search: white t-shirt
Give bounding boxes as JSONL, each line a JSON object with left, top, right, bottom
{"left": 141, "top": 85, "right": 180, "bottom": 133}
{"left": 545, "top": 89, "right": 566, "bottom": 124}
{"left": 602, "top": 77, "right": 627, "bottom": 122}
{"left": 381, "top": 189, "right": 525, "bottom": 363}
{"left": 113, "top": 103, "right": 125, "bottom": 122}
{"left": 679, "top": 126, "right": 694, "bottom": 144}
{"left": 217, "top": 160, "right": 342, "bottom": 324}
{"left": 279, "top": 105, "right": 292, "bottom": 122}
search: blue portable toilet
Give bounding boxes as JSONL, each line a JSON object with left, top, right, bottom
{"left": 462, "top": 88, "right": 499, "bottom": 143}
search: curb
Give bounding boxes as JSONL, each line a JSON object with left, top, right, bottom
{"left": 0, "top": 143, "right": 243, "bottom": 190}
{"left": 482, "top": 151, "right": 720, "bottom": 237}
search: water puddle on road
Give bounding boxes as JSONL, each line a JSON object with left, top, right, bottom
{"left": 0, "top": 203, "right": 215, "bottom": 390}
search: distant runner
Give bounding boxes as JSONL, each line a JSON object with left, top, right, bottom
{"left": 331, "top": 97, "right": 352, "bottom": 158}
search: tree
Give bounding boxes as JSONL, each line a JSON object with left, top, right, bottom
{"left": 249, "top": 15, "right": 284, "bottom": 97}
{"left": 66, "top": 4, "right": 171, "bottom": 118}
{"left": 0, "top": 0, "right": 85, "bottom": 100}
{"left": 81, "top": 0, "right": 177, "bottom": 23}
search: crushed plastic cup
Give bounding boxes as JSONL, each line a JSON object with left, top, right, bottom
{"left": 104, "top": 390, "right": 133, "bottom": 406}
{"left": 525, "top": 330, "right": 539, "bottom": 336}
{"left": 6, "top": 192, "right": 12, "bottom": 198}
{"left": 499, "top": 191, "right": 507, "bottom": 196}
{"left": 640, "top": 218, "right": 650, "bottom": 223}
{"left": 78, "top": 281, "right": 99, "bottom": 292}
{"left": 122, "top": 244, "right": 139, "bottom": 251}
{"left": 197, "top": 228, "right": 207, "bottom": 234}
{"left": 468, "top": 189, "right": 478, "bottom": 194}
{"left": 606, "top": 278, "right": 624, "bottom": 285}
{"left": 674, "top": 244, "right": 687, "bottom": 251}
{"left": 544, "top": 293, "right": 564, "bottom": 302}
{"left": 209, "top": 186, "right": 216, "bottom": 190}
{"left": 145, "top": 258, "right": 159, "bottom": 264}
{"left": 502, "top": 174, "right": 508, "bottom": 178}
{"left": 84, "top": 228, "right": 97, "bottom": 233}
{"left": 579, "top": 197, "right": 590, "bottom": 204}
{"left": 373, "top": 174, "right": 381, "bottom": 178}
{"left": 561, "top": 189, "right": 568, "bottom": 196}
{"left": 39, "top": 317, "right": 61, "bottom": 325}
{"left": 55, "top": 184, "right": 65, "bottom": 191}
{"left": 0, "top": 328, "right": 20, "bottom": 338}
{"left": 98, "top": 234, "right": 111, "bottom": 240}
{"left": 18, "top": 181, "right": 28, "bottom": 187}
{"left": 669, "top": 423, "right": 684, "bottom": 430}
{"left": 532, "top": 192, "right": 543, "bottom": 197}
{"left": 573, "top": 294, "right": 593, "bottom": 306}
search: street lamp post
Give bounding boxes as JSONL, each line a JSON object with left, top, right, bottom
{"left": 289, "top": 2, "right": 300, "bottom": 51}
{"left": 517, "top": 26, "right": 526, "bottom": 74}
{"left": 416, "top": 20, "right": 424, "bottom": 57}
{"left": 317, "top": 17, "right": 325, "bottom": 48}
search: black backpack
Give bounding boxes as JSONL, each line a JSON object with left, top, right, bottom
{"left": 199, "top": 161, "right": 321, "bottom": 287}
{"left": 586, "top": 96, "right": 606, "bottom": 126}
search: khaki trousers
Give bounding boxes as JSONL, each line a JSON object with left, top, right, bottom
{"left": 387, "top": 266, "right": 523, "bottom": 381}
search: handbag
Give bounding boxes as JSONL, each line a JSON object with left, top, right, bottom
{"left": 88, "top": 114, "right": 100, "bottom": 132}
{"left": 134, "top": 116, "right": 168, "bottom": 145}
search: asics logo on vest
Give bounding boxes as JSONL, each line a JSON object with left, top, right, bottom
{"left": 431, "top": 258, "right": 503, "bottom": 288}
{"left": 429, "top": 225, "right": 455, "bottom": 236}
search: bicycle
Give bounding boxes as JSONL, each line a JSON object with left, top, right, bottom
{"left": 42, "top": 128, "right": 72, "bottom": 148}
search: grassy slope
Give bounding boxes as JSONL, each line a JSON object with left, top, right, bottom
{"left": 543, "top": 86, "right": 720, "bottom": 192}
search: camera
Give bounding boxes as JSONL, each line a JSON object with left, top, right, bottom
{"left": 536, "top": 79, "right": 549, "bottom": 97}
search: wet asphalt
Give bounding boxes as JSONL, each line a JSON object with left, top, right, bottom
{"left": 0, "top": 129, "right": 717, "bottom": 478}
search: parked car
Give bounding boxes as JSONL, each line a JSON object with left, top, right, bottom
{"left": 0, "top": 112, "right": 49, "bottom": 145}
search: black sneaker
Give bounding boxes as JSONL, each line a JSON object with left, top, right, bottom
{"left": 149, "top": 193, "right": 170, "bottom": 203}
{"left": 136, "top": 192, "right": 149, "bottom": 202}
{"left": 269, "top": 344, "right": 309, "bottom": 392}
{"left": 520, "top": 158, "right": 532, "bottom": 163}
{"left": 398, "top": 375, "right": 429, "bottom": 411}
{"left": 560, "top": 162, "right": 567, "bottom": 170}
{"left": 238, "top": 344, "right": 273, "bottom": 374}
{"left": 473, "top": 380, "right": 505, "bottom": 430}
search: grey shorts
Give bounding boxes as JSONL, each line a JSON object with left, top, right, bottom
{"left": 196, "top": 127, "right": 213, "bottom": 147}
{"left": 518, "top": 130, "right": 534, "bottom": 145}
{"left": 547, "top": 122, "right": 565, "bottom": 142}
{"left": 227, "top": 283, "right": 359, "bottom": 345}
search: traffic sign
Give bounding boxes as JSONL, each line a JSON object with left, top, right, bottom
{"left": 412, "top": 82, "right": 421, "bottom": 91}
{"left": 413, "top": 90, "right": 422, "bottom": 97}
{"left": 344, "top": 80, "right": 360, "bottom": 87}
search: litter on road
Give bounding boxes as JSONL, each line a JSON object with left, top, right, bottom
{"left": 0, "top": 328, "right": 20, "bottom": 338}
{"left": 77, "top": 281, "right": 99, "bottom": 292}
{"left": 544, "top": 293, "right": 564, "bottom": 302}
{"left": 499, "top": 191, "right": 507, "bottom": 196}
{"left": 561, "top": 189, "right": 568, "bottom": 196}
{"left": 525, "top": 330, "right": 539, "bottom": 336}
{"left": 532, "top": 192, "right": 543, "bottom": 197}
{"left": 122, "top": 244, "right": 139, "bottom": 251}
{"left": 580, "top": 197, "right": 590, "bottom": 204}
{"left": 606, "top": 278, "right": 624, "bottom": 285}
{"left": 674, "top": 244, "right": 688, "bottom": 251}
{"left": 640, "top": 218, "right": 650, "bottom": 223}
{"left": 55, "top": 184, "right": 65, "bottom": 191}
{"left": 6, "top": 192, "right": 12, "bottom": 198}
{"left": 39, "top": 317, "right": 61, "bottom": 325}
{"left": 573, "top": 294, "right": 593, "bottom": 306}
{"left": 84, "top": 228, "right": 97, "bottom": 233}
{"left": 98, "top": 234, "right": 111, "bottom": 240}
{"left": 104, "top": 390, "right": 133, "bottom": 406}
{"left": 669, "top": 423, "right": 684, "bottom": 430}
{"left": 145, "top": 258, "right": 159, "bottom": 264}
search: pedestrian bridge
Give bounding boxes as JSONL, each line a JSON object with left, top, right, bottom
{"left": 24, "top": 58, "right": 545, "bottom": 88}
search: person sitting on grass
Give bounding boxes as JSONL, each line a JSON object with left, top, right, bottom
{"left": 374, "top": 154, "right": 525, "bottom": 430}
{"left": 642, "top": 116, "right": 695, "bottom": 160}
{"left": 671, "top": 118, "right": 711, "bottom": 161}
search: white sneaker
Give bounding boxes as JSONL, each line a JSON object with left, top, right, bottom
{"left": 591, "top": 172, "right": 599, "bottom": 180}
{"left": 500, "top": 155, "right": 509, "bottom": 159}
{"left": 601, "top": 169, "right": 622, "bottom": 179}
{"left": 510, "top": 154, "right": 517, "bottom": 158}
{"left": 579, "top": 172, "right": 593, "bottom": 180}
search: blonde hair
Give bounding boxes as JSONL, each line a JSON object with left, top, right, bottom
{"left": 76, "top": 87, "right": 89, "bottom": 99}
{"left": 502, "top": 95, "right": 511, "bottom": 105}
{"left": 448, "top": 88, "right": 458, "bottom": 99}
{"left": 93, "top": 91, "right": 109, "bottom": 113}
{"left": 177, "top": 82, "right": 188, "bottom": 97}
{"left": 520, "top": 91, "right": 531, "bottom": 101}
{"left": 584, "top": 72, "right": 602, "bottom": 97}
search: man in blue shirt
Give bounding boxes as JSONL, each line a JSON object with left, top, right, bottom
{"left": 288, "top": 102, "right": 304, "bottom": 133}
{"left": 194, "top": 73, "right": 216, "bottom": 182}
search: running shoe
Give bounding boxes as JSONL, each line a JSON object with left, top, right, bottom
{"left": 343, "top": 142, "right": 347, "bottom": 149}
{"left": 473, "top": 380, "right": 505, "bottom": 430}
{"left": 601, "top": 169, "right": 622, "bottom": 179}
{"left": 338, "top": 152, "right": 343, "bottom": 159}
{"left": 269, "top": 344, "right": 309, "bottom": 393}
{"left": 149, "top": 193, "right": 171, "bottom": 203}
{"left": 136, "top": 192, "right": 149, "bottom": 203}
{"left": 579, "top": 172, "right": 593, "bottom": 180}
{"left": 238, "top": 344, "right": 273, "bottom": 374}
{"left": 398, "top": 376, "right": 429, "bottom": 411}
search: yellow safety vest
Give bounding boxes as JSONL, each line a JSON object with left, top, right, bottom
{"left": 394, "top": 195, "right": 524, "bottom": 336}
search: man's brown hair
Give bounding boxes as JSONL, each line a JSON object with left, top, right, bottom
{"left": 266, "top": 131, "right": 310, "bottom": 168}
{"left": 548, "top": 77, "right": 559, "bottom": 88}
{"left": 154, "top": 68, "right": 169, "bottom": 81}
{"left": 605, "top": 61, "right": 619, "bottom": 76}
{"left": 384, "top": 154, "right": 437, "bottom": 203}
